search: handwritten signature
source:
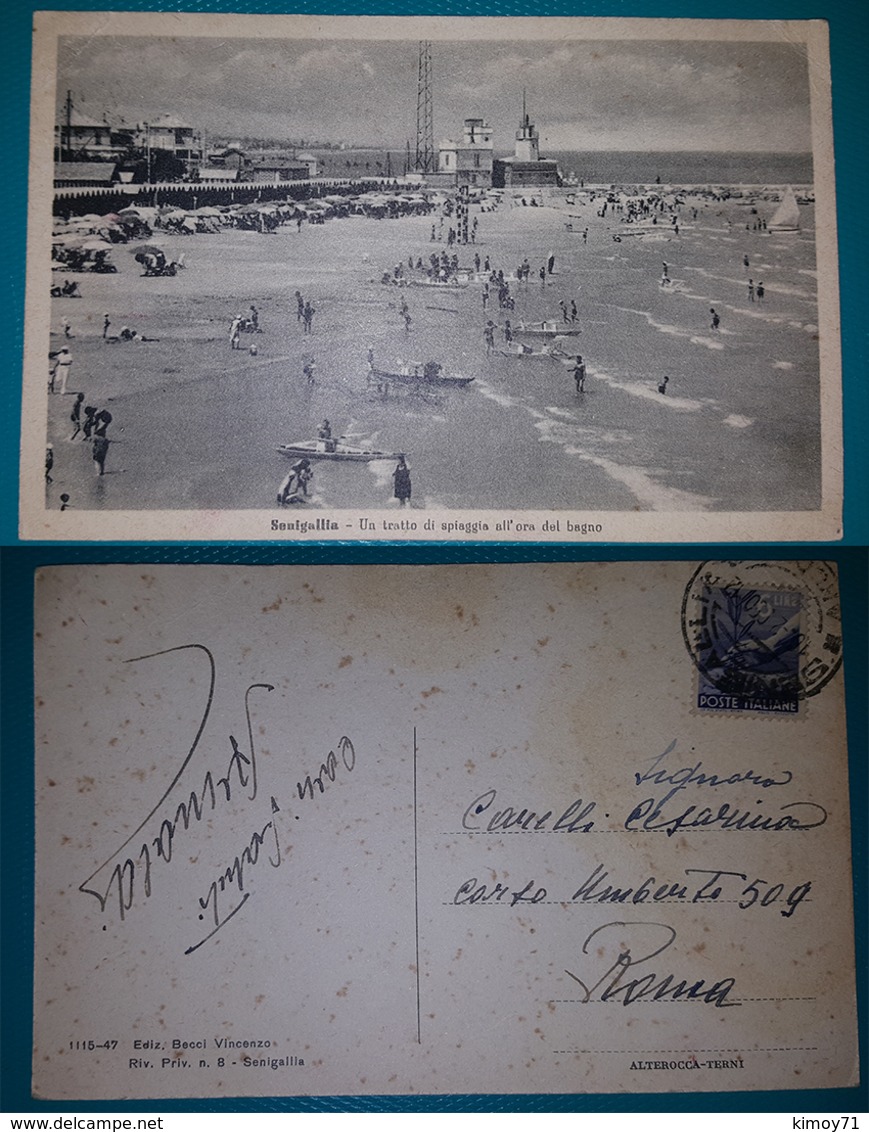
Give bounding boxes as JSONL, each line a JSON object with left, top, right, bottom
{"left": 78, "top": 644, "right": 355, "bottom": 953}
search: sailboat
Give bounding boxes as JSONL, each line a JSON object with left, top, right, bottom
{"left": 769, "top": 185, "right": 801, "bottom": 232}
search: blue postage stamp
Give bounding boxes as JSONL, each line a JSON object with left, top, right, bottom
{"left": 695, "top": 585, "right": 802, "bottom": 713}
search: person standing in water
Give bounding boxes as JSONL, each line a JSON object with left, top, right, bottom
{"left": 393, "top": 456, "right": 411, "bottom": 506}
{"left": 69, "top": 392, "right": 85, "bottom": 439}
{"left": 92, "top": 435, "right": 110, "bottom": 476}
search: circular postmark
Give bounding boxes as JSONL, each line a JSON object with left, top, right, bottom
{"left": 681, "top": 561, "right": 843, "bottom": 706}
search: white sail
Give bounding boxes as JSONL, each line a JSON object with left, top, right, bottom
{"left": 769, "top": 185, "right": 800, "bottom": 231}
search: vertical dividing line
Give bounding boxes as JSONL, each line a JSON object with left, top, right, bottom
{"left": 413, "top": 726, "right": 422, "bottom": 1044}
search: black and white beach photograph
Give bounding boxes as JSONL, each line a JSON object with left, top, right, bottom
{"left": 21, "top": 13, "right": 841, "bottom": 541}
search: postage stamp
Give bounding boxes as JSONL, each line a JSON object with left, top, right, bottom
{"left": 681, "top": 561, "right": 843, "bottom": 714}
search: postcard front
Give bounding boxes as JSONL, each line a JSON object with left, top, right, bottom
{"left": 22, "top": 13, "right": 841, "bottom": 542}
{"left": 33, "top": 562, "right": 857, "bottom": 1098}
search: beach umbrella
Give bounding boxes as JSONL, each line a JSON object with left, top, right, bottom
{"left": 129, "top": 243, "right": 165, "bottom": 258}
{"left": 62, "top": 236, "right": 113, "bottom": 251}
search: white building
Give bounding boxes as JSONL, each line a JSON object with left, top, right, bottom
{"left": 135, "top": 114, "right": 202, "bottom": 170}
{"left": 437, "top": 118, "right": 494, "bottom": 188}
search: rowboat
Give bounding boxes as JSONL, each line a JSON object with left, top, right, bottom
{"left": 499, "top": 342, "right": 553, "bottom": 358}
{"left": 469, "top": 270, "right": 519, "bottom": 283}
{"left": 405, "top": 276, "right": 470, "bottom": 289}
{"left": 369, "top": 362, "right": 474, "bottom": 389}
{"left": 499, "top": 337, "right": 581, "bottom": 360}
{"left": 277, "top": 439, "right": 401, "bottom": 462}
{"left": 513, "top": 320, "right": 582, "bottom": 337}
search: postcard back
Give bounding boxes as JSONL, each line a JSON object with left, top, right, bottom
{"left": 32, "top": 561, "right": 857, "bottom": 1098}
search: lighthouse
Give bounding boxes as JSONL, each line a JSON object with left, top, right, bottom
{"left": 514, "top": 92, "right": 540, "bottom": 162}
{"left": 492, "top": 94, "right": 560, "bottom": 188}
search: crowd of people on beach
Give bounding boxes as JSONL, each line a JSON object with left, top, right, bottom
{"left": 44, "top": 297, "right": 168, "bottom": 504}
{"left": 46, "top": 357, "right": 117, "bottom": 502}
{"left": 47, "top": 175, "right": 794, "bottom": 513}
{"left": 378, "top": 228, "right": 588, "bottom": 397}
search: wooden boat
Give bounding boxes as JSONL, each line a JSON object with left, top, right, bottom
{"left": 616, "top": 225, "right": 673, "bottom": 240}
{"left": 499, "top": 342, "right": 554, "bottom": 358}
{"left": 513, "top": 320, "right": 582, "bottom": 337}
{"left": 368, "top": 362, "right": 474, "bottom": 389}
{"left": 277, "top": 439, "right": 401, "bottom": 462}
{"left": 469, "top": 270, "right": 519, "bottom": 283}
{"left": 405, "top": 276, "right": 470, "bottom": 289}
{"left": 500, "top": 336, "right": 580, "bottom": 360}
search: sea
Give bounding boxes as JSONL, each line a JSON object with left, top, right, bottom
{"left": 550, "top": 150, "right": 813, "bottom": 187}
{"left": 312, "top": 148, "right": 814, "bottom": 188}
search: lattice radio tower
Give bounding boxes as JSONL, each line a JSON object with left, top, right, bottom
{"left": 415, "top": 41, "right": 434, "bottom": 173}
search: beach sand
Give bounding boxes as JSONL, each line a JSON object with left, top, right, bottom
{"left": 44, "top": 190, "right": 821, "bottom": 516}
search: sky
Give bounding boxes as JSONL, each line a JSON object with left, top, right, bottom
{"left": 56, "top": 35, "right": 813, "bottom": 153}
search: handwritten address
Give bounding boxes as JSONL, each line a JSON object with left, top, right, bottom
{"left": 459, "top": 738, "right": 827, "bottom": 837}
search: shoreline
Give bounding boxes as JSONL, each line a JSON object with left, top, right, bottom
{"left": 41, "top": 181, "right": 823, "bottom": 520}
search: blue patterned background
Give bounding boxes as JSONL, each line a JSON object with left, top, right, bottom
{"left": 1, "top": 0, "right": 866, "bottom": 1114}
